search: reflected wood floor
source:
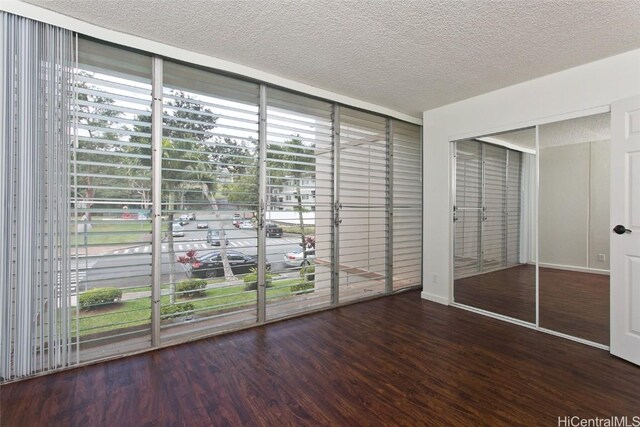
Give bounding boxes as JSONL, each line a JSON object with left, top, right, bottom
{"left": 455, "top": 265, "right": 609, "bottom": 345}
{"left": 2, "top": 290, "right": 637, "bottom": 427}
{"left": 539, "top": 268, "right": 609, "bottom": 345}
{"left": 455, "top": 264, "right": 536, "bottom": 323}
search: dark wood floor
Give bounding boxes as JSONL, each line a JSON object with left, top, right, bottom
{"left": 455, "top": 264, "right": 536, "bottom": 323}
{"left": 2, "top": 290, "right": 637, "bottom": 427}
{"left": 539, "top": 268, "right": 609, "bottom": 345}
{"left": 455, "top": 265, "right": 609, "bottom": 344}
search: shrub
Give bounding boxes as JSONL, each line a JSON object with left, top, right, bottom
{"left": 79, "top": 287, "right": 122, "bottom": 309}
{"left": 176, "top": 279, "right": 207, "bottom": 298}
{"left": 243, "top": 268, "right": 274, "bottom": 291}
{"left": 160, "top": 302, "right": 195, "bottom": 320}
{"left": 300, "top": 265, "right": 315, "bottom": 282}
{"left": 290, "top": 281, "right": 314, "bottom": 294}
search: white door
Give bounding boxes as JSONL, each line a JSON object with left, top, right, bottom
{"left": 610, "top": 96, "right": 640, "bottom": 365}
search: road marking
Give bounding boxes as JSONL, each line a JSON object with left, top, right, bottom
{"left": 112, "top": 236, "right": 303, "bottom": 256}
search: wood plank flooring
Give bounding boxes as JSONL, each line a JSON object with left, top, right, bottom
{"left": 539, "top": 268, "right": 609, "bottom": 345}
{"left": 2, "top": 290, "right": 638, "bottom": 427}
{"left": 455, "top": 265, "right": 609, "bottom": 344}
{"left": 454, "top": 264, "right": 536, "bottom": 323}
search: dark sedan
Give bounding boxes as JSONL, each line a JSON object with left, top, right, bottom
{"left": 190, "top": 250, "right": 271, "bottom": 278}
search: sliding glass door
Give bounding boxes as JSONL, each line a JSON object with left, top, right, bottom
{"left": 338, "top": 108, "right": 389, "bottom": 303}
{"left": 264, "top": 88, "right": 334, "bottom": 319}
{"left": 73, "top": 39, "right": 154, "bottom": 360}
{"left": 159, "top": 61, "right": 261, "bottom": 340}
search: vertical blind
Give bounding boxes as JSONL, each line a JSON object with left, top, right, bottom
{"left": 0, "top": 13, "right": 423, "bottom": 382}
{"left": 454, "top": 140, "right": 524, "bottom": 279}
{"left": 0, "top": 14, "right": 74, "bottom": 380}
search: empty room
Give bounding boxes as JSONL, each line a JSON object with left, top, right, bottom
{"left": 1, "top": 0, "right": 639, "bottom": 426}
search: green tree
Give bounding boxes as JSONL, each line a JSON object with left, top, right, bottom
{"left": 75, "top": 72, "right": 141, "bottom": 219}
{"left": 266, "top": 138, "right": 315, "bottom": 261}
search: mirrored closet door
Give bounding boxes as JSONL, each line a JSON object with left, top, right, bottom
{"left": 538, "top": 113, "right": 611, "bottom": 345}
{"left": 453, "top": 128, "right": 537, "bottom": 323}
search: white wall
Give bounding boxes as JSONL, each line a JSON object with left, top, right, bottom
{"left": 538, "top": 142, "right": 591, "bottom": 267}
{"left": 538, "top": 139, "right": 610, "bottom": 271}
{"left": 422, "top": 48, "right": 640, "bottom": 304}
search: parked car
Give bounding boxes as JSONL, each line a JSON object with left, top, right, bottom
{"left": 265, "top": 223, "right": 283, "bottom": 238}
{"left": 239, "top": 220, "right": 254, "bottom": 229}
{"left": 283, "top": 247, "right": 315, "bottom": 268}
{"left": 197, "top": 222, "right": 209, "bottom": 229}
{"left": 206, "top": 229, "right": 229, "bottom": 246}
{"left": 172, "top": 223, "right": 185, "bottom": 237}
{"left": 191, "top": 250, "right": 271, "bottom": 278}
{"left": 232, "top": 213, "right": 242, "bottom": 228}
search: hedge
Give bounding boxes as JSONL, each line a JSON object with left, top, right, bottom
{"left": 177, "top": 279, "right": 207, "bottom": 298}
{"left": 79, "top": 287, "right": 122, "bottom": 309}
{"left": 160, "top": 302, "right": 195, "bottom": 320}
{"left": 300, "top": 265, "right": 315, "bottom": 282}
{"left": 243, "top": 268, "right": 274, "bottom": 291}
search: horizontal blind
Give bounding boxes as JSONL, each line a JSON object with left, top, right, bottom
{"left": 506, "top": 150, "right": 523, "bottom": 267}
{"left": 161, "top": 61, "right": 260, "bottom": 340}
{"left": 454, "top": 140, "right": 482, "bottom": 278}
{"left": 483, "top": 144, "right": 507, "bottom": 271}
{"left": 392, "top": 121, "right": 422, "bottom": 290}
{"left": 265, "top": 88, "right": 334, "bottom": 318}
{"left": 339, "top": 108, "right": 388, "bottom": 302}
{"left": 0, "top": 13, "right": 73, "bottom": 380}
{"left": 73, "top": 38, "right": 153, "bottom": 360}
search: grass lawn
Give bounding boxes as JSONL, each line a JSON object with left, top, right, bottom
{"left": 75, "top": 277, "right": 304, "bottom": 337}
{"left": 71, "top": 220, "right": 153, "bottom": 246}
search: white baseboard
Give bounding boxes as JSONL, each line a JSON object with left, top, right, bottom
{"left": 420, "top": 291, "right": 450, "bottom": 305}
{"left": 538, "top": 263, "right": 610, "bottom": 276}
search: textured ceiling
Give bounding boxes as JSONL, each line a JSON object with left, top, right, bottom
{"left": 23, "top": 0, "right": 640, "bottom": 118}
{"left": 539, "top": 112, "right": 611, "bottom": 148}
{"left": 474, "top": 112, "right": 610, "bottom": 151}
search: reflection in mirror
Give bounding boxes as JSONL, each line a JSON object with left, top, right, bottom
{"left": 453, "top": 128, "right": 536, "bottom": 323}
{"left": 539, "top": 113, "right": 610, "bottom": 345}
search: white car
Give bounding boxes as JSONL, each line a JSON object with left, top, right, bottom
{"left": 172, "top": 223, "right": 185, "bottom": 237}
{"left": 283, "top": 247, "right": 315, "bottom": 268}
{"left": 196, "top": 222, "right": 209, "bottom": 229}
{"left": 239, "top": 220, "right": 254, "bottom": 229}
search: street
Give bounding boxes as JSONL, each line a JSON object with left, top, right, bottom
{"left": 73, "top": 212, "right": 308, "bottom": 291}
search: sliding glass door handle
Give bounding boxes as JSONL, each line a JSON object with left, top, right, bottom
{"left": 613, "top": 225, "right": 632, "bottom": 235}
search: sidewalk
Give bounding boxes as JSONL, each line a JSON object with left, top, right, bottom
{"left": 120, "top": 278, "right": 247, "bottom": 302}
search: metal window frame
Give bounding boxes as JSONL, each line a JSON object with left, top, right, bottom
{"left": 150, "top": 56, "right": 163, "bottom": 346}
{"left": 257, "top": 83, "right": 267, "bottom": 323}
{"left": 386, "top": 118, "right": 394, "bottom": 294}
{"left": 332, "top": 103, "right": 341, "bottom": 307}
